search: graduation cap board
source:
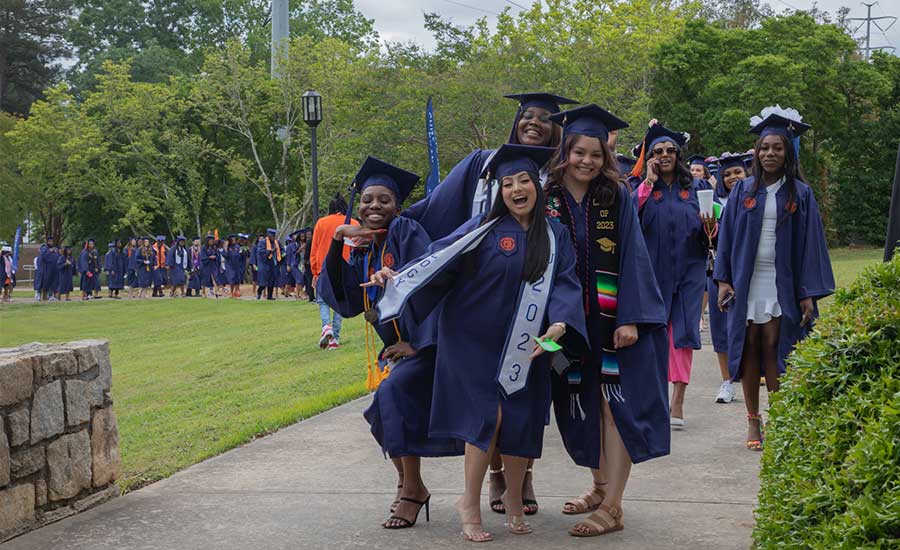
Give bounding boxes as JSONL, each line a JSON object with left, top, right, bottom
{"left": 644, "top": 123, "right": 689, "bottom": 151}
{"left": 749, "top": 106, "right": 811, "bottom": 139}
{"left": 717, "top": 153, "right": 753, "bottom": 171}
{"left": 353, "top": 156, "right": 420, "bottom": 205}
{"left": 688, "top": 155, "right": 707, "bottom": 166}
{"left": 548, "top": 103, "right": 629, "bottom": 144}
{"left": 480, "top": 144, "right": 556, "bottom": 181}
{"left": 504, "top": 92, "right": 578, "bottom": 115}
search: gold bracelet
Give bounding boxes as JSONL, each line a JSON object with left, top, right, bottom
{"left": 550, "top": 322, "right": 567, "bottom": 335}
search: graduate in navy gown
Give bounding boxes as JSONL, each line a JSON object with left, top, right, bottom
{"left": 38, "top": 237, "right": 60, "bottom": 301}
{"left": 631, "top": 123, "right": 715, "bottom": 428}
{"left": 167, "top": 236, "right": 189, "bottom": 297}
{"left": 368, "top": 144, "right": 588, "bottom": 541}
{"left": 256, "top": 229, "right": 281, "bottom": 300}
{"left": 200, "top": 235, "right": 218, "bottom": 297}
{"left": 104, "top": 240, "right": 126, "bottom": 298}
{"left": 235, "top": 234, "right": 250, "bottom": 296}
{"left": 541, "top": 105, "right": 670, "bottom": 538}
{"left": 707, "top": 152, "right": 753, "bottom": 405}
{"left": 688, "top": 154, "right": 714, "bottom": 188}
{"left": 187, "top": 237, "right": 202, "bottom": 297}
{"left": 318, "top": 156, "right": 465, "bottom": 530}
{"left": 0, "top": 245, "right": 14, "bottom": 303}
{"left": 249, "top": 235, "right": 259, "bottom": 296}
{"left": 285, "top": 232, "right": 300, "bottom": 299}
{"left": 125, "top": 238, "right": 138, "bottom": 299}
{"left": 151, "top": 236, "right": 169, "bottom": 297}
{"left": 78, "top": 238, "right": 101, "bottom": 300}
{"left": 714, "top": 109, "right": 834, "bottom": 450}
{"left": 302, "top": 229, "right": 315, "bottom": 301}
{"left": 55, "top": 245, "right": 75, "bottom": 300}
{"left": 403, "top": 93, "right": 576, "bottom": 242}
{"left": 134, "top": 237, "right": 155, "bottom": 298}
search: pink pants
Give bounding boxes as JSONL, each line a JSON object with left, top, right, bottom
{"left": 667, "top": 321, "right": 693, "bottom": 384}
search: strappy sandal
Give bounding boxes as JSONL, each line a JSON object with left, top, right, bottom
{"left": 522, "top": 468, "right": 538, "bottom": 516}
{"left": 506, "top": 514, "right": 532, "bottom": 535}
{"left": 461, "top": 523, "right": 493, "bottom": 543}
{"left": 383, "top": 495, "right": 430, "bottom": 529}
{"left": 746, "top": 413, "right": 764, "bottom": 451}
{"left": 562, "top": 482, "right": 606, "bottom": 515}
{"left": 389, "top": 483, "right": 403, "bottom": 514}
{"left": 488, "top": 468, "right": 505, "bottom": 514}
{"left": 569, "top": 503, "right": 624, "bottom": 537}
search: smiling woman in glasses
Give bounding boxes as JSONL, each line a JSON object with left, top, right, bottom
{"left": 631, "top": 123, "right": 715, "bottom": 429}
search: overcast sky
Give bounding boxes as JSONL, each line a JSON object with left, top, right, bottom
{"left": 353, "top": 0, "right": 898, "bottom": 55}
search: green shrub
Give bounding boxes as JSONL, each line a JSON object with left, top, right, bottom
{"left": 754, "top": 253, "right": 900, "bottom": 549}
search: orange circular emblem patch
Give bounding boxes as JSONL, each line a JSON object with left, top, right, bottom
{"left": 383, "top": 253, "right": 394, "bottom": 268}
{"left": 743, "top": 196, "right": 757, "bottom": 209}
{"left": 785, "top": 201, "right": 798, "bottom": 214}
{"left": 679, "top": 189, "right": 690, "bottom": 200}
{"left": 499, "top": 237, "right": 516, "bottom": 252}
{"left": 652, "top": 190, "right": 663, "bottom": 201}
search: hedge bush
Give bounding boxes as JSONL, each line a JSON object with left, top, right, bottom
{"left": 753, "top": 253, "right": 900, "bottom": 549}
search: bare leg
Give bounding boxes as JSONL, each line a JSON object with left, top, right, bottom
{"left": 384, "top": 457, "right": 429, "bottom": 527}
{"left": 521, "top": 459, "right": 537, "bottom": 514}
{"left": 760, "top": 318, "right": 781, "bottom": 394}
{"left": 716, "top": 352, "right": 730, "bottom": 381}
{"left": 457, "top": 410, "right": 500, "bottom": 542}
{"left": 389, "top": 458, "right": 403, "bottom": 512}
{"left": 501, "top": 454, "right": 532, "bottom": 533}
{"left": 741, "top": 324, "right": 763, "bottom": 445}
{"left": 670, "top": 381, "right": 687, "bottom": 419}
{"left": 488, "top": 448, "right": 506, "bottom": 513}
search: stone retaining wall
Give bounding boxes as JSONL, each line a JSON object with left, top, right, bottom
{"left": 0, "top": 340, "right": 121, "bottom": 542}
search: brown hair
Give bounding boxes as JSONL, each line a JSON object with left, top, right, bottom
{"left": 546, "top": 134, "right": 621, "bottom": 207}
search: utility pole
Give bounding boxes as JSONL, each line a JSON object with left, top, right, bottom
{"left": 848, "top": 2, "right": 896, "bottom": 59}
{"left": 271, "top": 0, "right": 289, "bottom": 77}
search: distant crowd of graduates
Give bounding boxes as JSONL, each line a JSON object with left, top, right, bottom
{"left": 17, "top": 230, "right": 316, "bottom": 302}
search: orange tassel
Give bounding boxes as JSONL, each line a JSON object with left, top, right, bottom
{"left": 631, "top": 139, "right": 647, "bottom": 179}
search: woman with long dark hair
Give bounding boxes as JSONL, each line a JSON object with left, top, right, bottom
{"left": 55, "top": 245, "right": 75, "bottom": 301}
{"left": 367, "top": 144, "right": 587, "bottom": 541}
{"left": 631, "top": 123, "right": 713, "bottom": 427}
{"left": 135, "top": 237, "right": 155, "bottom": 299}
{"left": 126, "top": 237, "right": 138, "bottom": 299}
{"left": 714, "top": 108, "right": 834, "bottom": 450}
{"left": 542, "top": 105, "right": 669, "bottom": 537}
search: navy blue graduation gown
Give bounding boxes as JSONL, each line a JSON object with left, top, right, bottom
{"left": 152, "top": 246, "right": 169, "bottom": 287}
{"left": 255, "top": 239, "right": 280, "bottom": 287}
{"left": 249, "top": 241, "right": 259, "bottom": 283}
{"left": 226, "top": 245, "right": 243, "bottom": 285}
{"left": 286, "top": 241, "right": 303, "bottom": 285}
{"left": 318, "top": 216, "right": 464, "bottom": 458}
{"left": 634, "top": 178, "right": 709, "bottom": 349}
{"left": 134, "top": 249, "right": 155, "bottom": 288}
{"left": 713, "top": 177, "right": 835, "bottom": 379}
{"left": 104, "top": 250, "right": 126, "bottom": 290}
{"left": 78, "top": 249, "right": 101, "bottom": 292}
{"left": 39, "top": 245, "right": 60, "bottom": 293}
{"left": 402, "top": 149, "right": 495, "bottom": 241}
{"left": 399, "top": 215, "right": 587, "bottom": 458}
{"left": 126, "top": 248, "right": 138, "bottom": 287}
{"left": 707, "top": 193, "right": 729, "bottom": 354}
{"left": 56, "top": 255, "right": 75, "bottom": 294}
{"left": 188, "top": 247, "right": 202, "bottom": 290}
{"left": 200, "top": 246, "right": 218, "bottom": 288}
{"left": 551, "top": 187, "right": 671, "bottom": 467}
{"left": 166, "top": 246, "right": 189, "bottom": 286}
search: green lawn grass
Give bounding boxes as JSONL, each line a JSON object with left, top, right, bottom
{"left": 0, "top": 297, "right": 368, "bottom": 491}
{"left": 0, "top": 247, "right": 884, "bottom": 491}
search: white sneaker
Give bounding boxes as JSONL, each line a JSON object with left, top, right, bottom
{"left": 715, "top": 381, "right": 736, "bottom": 403}
{"left": 318, "top": 324, "right": 333, "bottom": 349}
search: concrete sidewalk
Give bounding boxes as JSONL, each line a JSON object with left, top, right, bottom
{"left": 4, "top": 346, "right": 762, "bottom": 550}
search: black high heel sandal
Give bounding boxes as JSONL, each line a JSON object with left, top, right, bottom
{"left": 383, "top": 495, "right": 431, "bottom": 529}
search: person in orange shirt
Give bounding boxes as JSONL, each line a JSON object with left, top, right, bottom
{"left": 310, "top": 193, "right": 359, "bottom": 350}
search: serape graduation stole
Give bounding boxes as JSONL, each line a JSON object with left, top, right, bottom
{"left": 362, "top": 241, "right": 402, "bottom": 391}
{"left": 547, "top": 184, "right": 624, "bottom": 411}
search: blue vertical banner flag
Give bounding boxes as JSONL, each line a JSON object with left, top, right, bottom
{"left": 12, "top": 225, "right": 21, "bottom": 273}
{"left": 425, "top": 96, "right": 441, "bottom": 195}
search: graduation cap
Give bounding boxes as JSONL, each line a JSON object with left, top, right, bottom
{"left": 644, "top": 123, "right": 689, "bottom": 152}
{"left": 266, "top": 228, "right": 277, "bottom": 235}
{"left": 2, "top": 245, "right": 12, "bottom": 252}
{"left": 289, "top": 230, "right": 303, "bottom": 238}
{"left": 504, "top": 92, "right": 578, "bottom": 115}
{"left": 176, "top": 235, "right": 186, "bottom": 241}
{"left": 205, "top": 234, "right": 215, "bottom": 241}
{"left": 154, "top": 235, "right": 166, "bottom": 241}
{"left": 749, "top": 106, "right": 811, "bottom": 139}
{"left": 716, "top": 152, "right": 754, "bottom": 171}
{"left": 107, "top": 241, "right": 115, "bottom": 247}
{"left": 687, "top": 154, "right": 708, "bottom": 166}
{"left": 480, "top": 144, "right": 556, "bottom": 181}
{"left": 617, "top": 154, "right": 637, "bottom": 175}
{"left": 352, "top": 156, "right": 420, "bottom": 205}
{"left": 548, "top": 103, "right": 629, "bottom": 144}
{"left": 191, "top": 236, "right": 201, "bottom": 241}
{"left": 238, "top": 233, "right": 249, "bottom": 239}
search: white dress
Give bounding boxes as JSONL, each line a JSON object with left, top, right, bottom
{"left": 746, "top": 177, "right": 784, "bottom": 324}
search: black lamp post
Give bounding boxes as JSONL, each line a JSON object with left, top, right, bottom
{"left": 302, "top": 90, "right": 323, "bottom": 221}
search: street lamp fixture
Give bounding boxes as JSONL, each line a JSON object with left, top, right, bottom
{"left": 302, "top": 90, "right": 323, "bottom": 221}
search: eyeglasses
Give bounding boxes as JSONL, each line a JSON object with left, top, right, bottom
{"left": 651, "top": 147, "right": 677, "bottom": 156}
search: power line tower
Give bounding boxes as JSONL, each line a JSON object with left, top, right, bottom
{"left": 848, "top": 2, "right": 896, "bottom": 59}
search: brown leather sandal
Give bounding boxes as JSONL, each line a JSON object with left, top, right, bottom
{"left": 569, "top": 503, "right": 624, "bottom": 537}
{"left": 562, "top": 482, "right": 606, "bottom": 515}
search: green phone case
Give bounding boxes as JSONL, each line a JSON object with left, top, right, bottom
{"left": 534, "top": 337, "right": 562, "bottom": 352}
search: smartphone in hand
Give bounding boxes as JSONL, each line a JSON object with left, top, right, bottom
{"left": 720, "top": 292, "right": 735, "bottom": 311}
